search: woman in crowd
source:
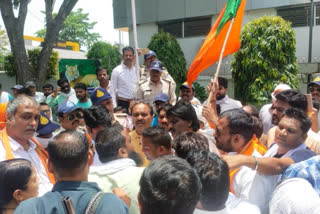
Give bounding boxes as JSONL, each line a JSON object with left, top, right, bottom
{"left": 0, "top": 159, "right": 39, "bottom": 214}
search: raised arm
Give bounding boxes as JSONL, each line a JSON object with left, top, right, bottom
{"left": 222, "top": 154, "right": 294, "bottom": 175}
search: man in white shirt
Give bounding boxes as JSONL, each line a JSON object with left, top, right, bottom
{"left": 25, "top": 81, "right": 46, "bottom": 103}
{"left": 0, "top": 96, "right": 54, "bottom": 196}
{"left": 266, "top": 89, "right": 320, "bottom": 154}
{"left": 89, "top": 124, "right": 143, "bottom": 214}
{"left": 223, "top": 108, "right": 315, "bottom": 213}
{"left": 110, "top": 46, "right": 139, "bottom": 110}
{"left": 214, "top": 108, "right": 266, "bottom": 201}
{"left": 269, "top": 178, "right": 320, "bottom": 214}
{"left": 0, "top": 83, "right": 13, "bottom": 104}
{"left": 259, "top": 83, "right": 291, "bottom": 135}
{"left": 216, "top": 77, "right": 242, "bottom": 114}
{"left": 186, "top": 151, "right": 260, "bottom": 214}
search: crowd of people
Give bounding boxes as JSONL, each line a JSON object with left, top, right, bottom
{"left": 0, "top": 46, "right": 320, "bottom": 214}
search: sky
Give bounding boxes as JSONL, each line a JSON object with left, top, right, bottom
{"left": 0, "top": 0, "right": 129, "bottom": 49}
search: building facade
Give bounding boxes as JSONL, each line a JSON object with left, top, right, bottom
{"left": 113, "top": 0, "right": 320, "bottom": 93}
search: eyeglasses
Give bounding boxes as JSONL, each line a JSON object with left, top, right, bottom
{"left": 66, "top": 112, "right": 84, "bottom": 121}
{"left": 41, "top": 110, "right": 50, "bottom": 114}
{"left": 309, "top": 87, "right": 320, "bottom": 93}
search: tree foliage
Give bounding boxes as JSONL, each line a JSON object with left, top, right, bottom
{"left": 147, "top": 31, "right": 187, "bottom": 90}
{"left": 0, "top": 25, "right": 9, "bottom": 70}
{"left": 0, "top": 25, "right": 8, "bottom": 54}
{"left": 193, "top": 82, "right": 207, "bottom": 103}
{"left": 4, "top": 49, "right": 58, "bottom": 80}
{"left": 36, "top": 8, "right": 101, "bottom": 50}
{"left": 87, "top": 41, "right": 121, "bottom": 75}
{"left": 231, "top": 16, "right": 298, "bottom": 105}
{"left": 0, "top": 0, "right": 31, "bottom": 82}
{"left": 0, "top": 0, "right": 78, "bottom": 87}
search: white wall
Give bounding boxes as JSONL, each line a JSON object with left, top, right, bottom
{"left": 295, "top": 26, "right": 320, "bottom": 63}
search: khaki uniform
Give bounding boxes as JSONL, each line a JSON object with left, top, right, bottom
{"left": 136, "top": 79, "right": 176, "bottom": 105}
{"left": 140, "top": 66, "right": 176, "bottom": 92}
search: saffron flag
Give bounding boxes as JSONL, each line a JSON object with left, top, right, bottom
{"left": 187, "top": 0, "right": 246, "bottom": 85}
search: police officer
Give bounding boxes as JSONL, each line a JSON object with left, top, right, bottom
{"left": 140, "top": 50, "right": 176, "bottom": 92}
{"left": 137, "top": 60, "right": 176, "bottom": 105}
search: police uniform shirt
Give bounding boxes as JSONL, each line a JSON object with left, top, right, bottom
{"left": 140, "top": 66, "right": 176, "bottom": 91}
{"left": 136, "top": 79, "right": 176, "bottom": 105}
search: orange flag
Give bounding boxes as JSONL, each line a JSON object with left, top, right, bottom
{"left": 187, "top": 0, "right": 246, "bottom": 85}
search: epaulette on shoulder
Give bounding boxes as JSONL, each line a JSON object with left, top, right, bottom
{"left": 139, "top": 79, "right": 148, "bottom": 85}
{"left": 162, "top": 78, "right": 171, "bottom": 83}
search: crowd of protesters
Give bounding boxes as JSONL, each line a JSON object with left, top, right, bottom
{"left": 0, "top": 46, "right": 320, "bottom": 214}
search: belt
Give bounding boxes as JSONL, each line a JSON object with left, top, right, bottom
{"left": 117, "top": 97, "right": 132, "bottom": 102}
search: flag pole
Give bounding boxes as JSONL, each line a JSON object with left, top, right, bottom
{"left": 130, "top": 0, "right": 140, "bottom": 75}
{"left": 207, "top": 18, "right": 236, "bottom": 106}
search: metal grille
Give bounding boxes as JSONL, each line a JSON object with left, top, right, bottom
{"left": 277, "top": 6, "right": 310, "bottom": 27}
{"left": 159, "top": 21, "right": 182, "bottom": 38}
{"left": 184, "top": 17, "right": 211, "bottom": 37}
{"left": 316, "top": 5, "right": 320, "bottom": 25}
{"left": 159, "top": 16, "right": 211, "bottom": 38}
{"left": 277, "top": 4, "right": 320, "bottom": 27}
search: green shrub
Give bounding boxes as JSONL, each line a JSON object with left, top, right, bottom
{"left": 193, "top": 82, "right": 207, "bottom": 103}
{"left": 231, "top": 16, "right": 298, "bottom": 105}
{"left": 4, "top": 49, "right": 58, "bottom": 80}
{"left": 87, "top": 41, "right": 121, "bottom": 76}
{"left": 147, "top": 31, "right": 187, "bottom": 91}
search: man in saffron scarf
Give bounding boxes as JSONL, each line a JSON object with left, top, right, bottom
{"left": 214, "top": 108, "right": 267, "bottom": 197}
{"left": 0, "top": 96, "right": 54, "bottom": 196}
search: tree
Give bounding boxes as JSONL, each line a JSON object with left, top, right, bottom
{"left": 0, "top": 25, "right": 8, "bottom": 54}
{"left": 230, "top": 16, "right": 298, "bottom": 105}
{"left": 0, "top": 0, "right": 78, "bottom": 87}
{"left": 0, "top": 0, "right": 30, "bottom": 83}
{"left": 4, "top": 49, "right": 58, "bottom": 80}
{"left": 147, "top": 31, "right": 187, "bottom": 91}
{"left": 0, "top": 25, "right": 9, "bottom": 70}
{"left": 87, "top": 41, "right": 121, "bottom": 75}
{"left": 36, "top": 8, "right": 101, "bottom": 50}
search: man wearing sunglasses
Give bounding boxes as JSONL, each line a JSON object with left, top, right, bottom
{"left": 308, "top": 76, "right": 320, "bottom": 103}
{"left": 57, "top": 100, "right": 84, "bottom": 132}
{"left": 308, "top": 76, "right": 320, "bottom": 135}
